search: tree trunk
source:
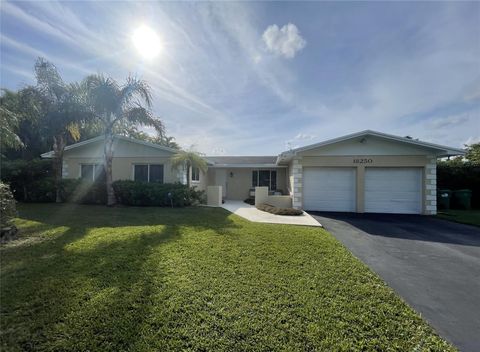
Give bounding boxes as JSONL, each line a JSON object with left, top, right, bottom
{"left": 186, "top": 162, "right": 191, "bottom": 188}
{"left": 52, "top": 135, "right": 65, "bottom": 203}
{"left": 104, "top": 129, "right": 116, "bottom": 206}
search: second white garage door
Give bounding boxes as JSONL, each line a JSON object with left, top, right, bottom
{"left": 303, "top": 168, "right": 356, "bottom": 212}
{"left": 365, "top": 168, "right": 422, "bottom": 214}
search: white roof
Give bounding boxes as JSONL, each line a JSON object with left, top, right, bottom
{"left": 41, "top": 135, "right": 178, "bottom": 158}
{"left": 277, "top": 130, "right": 465, "bottom": 164}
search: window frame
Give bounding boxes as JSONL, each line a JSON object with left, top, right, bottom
{"left": 80, "top": 163, "right": 103, "bottom": 181}
{"left": 251, "top": 169, "right": 277, "bottom": 191}
{"left": 132, "top": 163, "right": 164, "bottom": 183}
{"left": 191, "top": 167, "right": 200, "bottom": 182}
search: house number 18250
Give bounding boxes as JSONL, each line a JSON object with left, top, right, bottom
{"left": 353, "top": 158, "right": 373, "bottom": 164}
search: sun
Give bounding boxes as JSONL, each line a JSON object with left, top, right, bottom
{"left": 132, "top": 25, "right": 162, "bottom": 60}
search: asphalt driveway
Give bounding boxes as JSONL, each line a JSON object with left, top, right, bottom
{"left": 311, "top": 212, "right": 480, "bottom": 352}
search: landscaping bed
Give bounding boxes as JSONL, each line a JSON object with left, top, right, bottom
{"left": 0, "top": 204, "right": 454, "bottom": 351}
{"left": 256, "top": 203, "right": 303, "bottom": 216}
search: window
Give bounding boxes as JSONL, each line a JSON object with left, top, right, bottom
{"left": 80, "top": 164, "right": 104, "bottom": 181}
{"left": 134, "top": 164, "right": 164, "bottom": 183}
{"left": 251, "top": 169, "right": 277, "bottom": 191}
{"left": 134, "top": 165, "right": 148, "bottom": 182}
{"left": 191, "top": 167, "right": 200, "bottom": 182}
{"left": 149, "top": 165, "right": 164, "bottom": 183}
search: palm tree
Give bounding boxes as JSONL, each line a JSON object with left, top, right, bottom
{"left": 34, "top": 58, "right": 92, "bottom": 202}
{"left": 0, "top": 89, "right": 25, "bottom": 152}
{"left": 85, "top": 74, "right": 164, "bottom": 206}
{"left": 160, "top": 136, "right": 180, "bottom": 150}
{"left": 171, "top": 150, "right": 208, "bottom": 188}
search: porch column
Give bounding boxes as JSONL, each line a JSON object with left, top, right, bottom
{"left": 292, "top": 157, "right": 303, "bottom": 209}
{"left": 424, "top": 155, "right": 437, "bottom": 215}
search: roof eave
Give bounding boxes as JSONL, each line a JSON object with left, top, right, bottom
{"left": 210, "top": 164, "right": 287, "bottom": 168}
{"left": 40, "top": 134, "right": 178, "bottom": 158}
{"left": 282, "top": 130, "right": 467, "bottom": 156}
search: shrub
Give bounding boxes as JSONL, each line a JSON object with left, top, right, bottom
{"left": 244, "top": 198, "right": 255, "bottom": 205}
{"left": 112, "top": 180, "right": 204, "bottom": 207}
{"left": 0, "top": 159, "right": 53, "bottom": 201}
{"left": 0, "top": 182, "right": 17, "bottom": 228}
{"left": 61, "top": 179, "right": 107, "bottom": 205}
{"left": 437, "top": 162, "right": 480, "bottom": 208}
{"left": 256, "top": 203, "right": 303, "bottom": 216}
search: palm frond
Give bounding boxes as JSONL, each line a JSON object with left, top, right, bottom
{"left": 124, "top": 105, "right": 165, "bottom": 137}
{"left": 84, "top": 74, "right": 120, "bottom": 120}
{"left": 120, "top": 76, "right": 152, "bottom": 109}
{"left": 171, "top": 151, "right": 208, "bottom": 173}
{"left": 66, "top": 123, "right": 81, "bottom": 142}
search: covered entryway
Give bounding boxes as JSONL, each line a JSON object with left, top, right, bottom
{"left": 365, "top": 167, "right": 422, "bottom": 214}
{"left": 303, "top": 167, "right": 356, "bottom": 212}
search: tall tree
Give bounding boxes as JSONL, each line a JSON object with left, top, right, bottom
{"left": 465, "top": 143, "right": 480, "bottom": 165}
{"left": 170, "top": 150, "right": 208, "bottom": 188}
{"left": 124, "top": 128, "right": 180, "bottom": 150}
{"left": 0, "top": 89, "right": 25, "bottom": 153}
{"left": 85, "top": 74, "right": 164, "bottom": 206}
{"left": 34, "top": 57, "right": 92, "bottom": 202}
{"left": 1, "top": 86, "right": 60, "bottom": 160}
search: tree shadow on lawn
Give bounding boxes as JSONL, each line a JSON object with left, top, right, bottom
{"left": 16, "top": 203, "right": 240, "bottom": 231}
{"left": 1, "top": 204, "right": 240, "bottom": 351}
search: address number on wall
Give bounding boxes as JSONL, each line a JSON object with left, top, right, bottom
{"left": 353, "top": 158, "right": 373, "bottom": 164}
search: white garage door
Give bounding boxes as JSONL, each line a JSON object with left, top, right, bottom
{"left": 303, "top": 168, "right": 356, "bottom": 212}
{"left": 365, "top": 168, "right": 422, "bottom": 214}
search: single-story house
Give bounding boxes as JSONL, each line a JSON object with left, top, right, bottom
{"left": 41, "top": 130, "right": 465, "bottom": 215}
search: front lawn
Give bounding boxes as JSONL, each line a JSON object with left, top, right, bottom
{"left": 437, "top": 209, "right": 480, "bottom": 227}
{"left": 1, "top": 204, "right": 453, "bottom": 351}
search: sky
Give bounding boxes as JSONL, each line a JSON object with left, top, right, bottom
{"left": 1, "top": 1, "right": 479, "bottom": 155}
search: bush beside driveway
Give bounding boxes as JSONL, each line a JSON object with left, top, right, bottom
{"left": 0, "top": 204, "right": 454, "bottom": 351}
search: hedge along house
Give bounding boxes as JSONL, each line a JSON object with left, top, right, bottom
{"left": 42, "top": 130, "right": 464, "bottom": 215}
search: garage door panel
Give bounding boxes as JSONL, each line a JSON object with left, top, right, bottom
{"left": 303, "top": 168, "right": 356, "bottom": 212}
{"left": 365, "top": 168, "right": 422, "bottom": 214}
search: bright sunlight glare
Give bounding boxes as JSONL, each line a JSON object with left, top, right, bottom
{"left": 132, "top": 25, "right": 162, "bottom": 60}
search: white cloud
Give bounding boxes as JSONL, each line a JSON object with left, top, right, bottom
{"left": 465, "top": 136, "right": 480, "bottom": 146}
{"left": 284, "top": 132, "right": 317, "bottom": 151}
{"left": 430, "top": 114, "right": 470, "bottom": 129}
{"left": 464, "top": 87, "right": 480, "bottom": 102}
{"left": 294, "top": 133, "right": 316, "bottom": 141}
{"left": 262, "top": 23, "right": 306, "bottom": 59}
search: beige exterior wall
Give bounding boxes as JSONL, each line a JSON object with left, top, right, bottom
{"left": 287, "top": 162, "right": 294, "bottom": 195}
{"left": 61, "top": 138, "right": 182, "bottom": 183}
{"left": 299, "top": 136, "right": 439, "bottom": 156}
{"left": 190, "top": 167, "right": 208, "bottom": 191}
{"left": 290, "top": 154, "right": 435, "bottom": 215}
{"left": 63, "top": 156, "right": 179, "bottom": 182}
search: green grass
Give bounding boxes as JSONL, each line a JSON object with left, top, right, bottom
{"left": 437, "top": 209, "right": 480, "bottom": 227}
{"left": 1, "top": 204, "right": 454, "bottom": 351}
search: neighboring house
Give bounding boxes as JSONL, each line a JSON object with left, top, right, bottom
{"left": 41, "top": 130, "right": 464, "bottom": 215}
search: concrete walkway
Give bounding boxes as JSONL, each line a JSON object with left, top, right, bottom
{"left": 221, "top": 200, "right": 322, "bottom": 227}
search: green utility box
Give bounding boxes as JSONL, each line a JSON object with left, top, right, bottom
{"left": 452, "top": 189, "right": 472, "bottom": 210}
{"left": 437, "top": 189, "right": 451, "bottom": 210}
